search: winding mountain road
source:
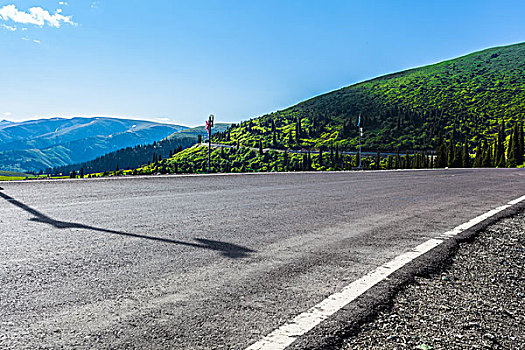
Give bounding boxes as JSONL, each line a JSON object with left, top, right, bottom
{"left": 1, "top": 169, "right": 524, "bottom": 349}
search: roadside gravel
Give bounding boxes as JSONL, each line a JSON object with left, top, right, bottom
{"left": 341, "top": 211, "right": 525, "bottom": 350}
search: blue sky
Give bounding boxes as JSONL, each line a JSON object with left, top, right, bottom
{"left": 1, "top": 1, "right": 524, "bottom": 126}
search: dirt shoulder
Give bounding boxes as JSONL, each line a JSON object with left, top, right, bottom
{"left": 341, "top": 211, "right": 525, "bottom": 350}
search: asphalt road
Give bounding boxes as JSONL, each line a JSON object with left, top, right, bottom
{"left": 1, "top": 169, "right": 524, "bottom": 349}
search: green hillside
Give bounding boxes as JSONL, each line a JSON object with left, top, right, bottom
{"left": 214, "top": 42, "right": 525, "bottom": 152}
{"left": 102, "top": 43, "right": 525, "bottom": 177}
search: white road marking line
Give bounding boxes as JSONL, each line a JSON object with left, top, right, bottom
{"left": 508, "top": 194, "right": 525, "bottom": 205}
{"left": 435, "top": 204, "right": 511, "bottom": 239}
{"left": 245, "top": 195, "right": 525, "bottom": 350}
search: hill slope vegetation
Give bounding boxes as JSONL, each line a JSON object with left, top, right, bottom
{"left": 215, "top": 42, "right": 525, "bottom": 152}
{"left": 129, "top": 42, "right": 524, "bottom": 175}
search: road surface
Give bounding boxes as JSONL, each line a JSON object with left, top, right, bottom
{"left": 1, "top": 169, "right": 524, "bottom": 349}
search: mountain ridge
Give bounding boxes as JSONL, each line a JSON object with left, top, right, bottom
{"left": 45, "top": 123, "right": 232, "bottom": 175}
{"left": 0, "top": 117, "right": 187, "bottom": 172}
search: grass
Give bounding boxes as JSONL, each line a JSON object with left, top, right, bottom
{"left": 0, "top": 174, "right": 69, "bottom": 181}
{"left": 214, "top": 42, "right": 525, "bottom": 152}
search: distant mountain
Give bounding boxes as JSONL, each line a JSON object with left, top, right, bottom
{"left": 164, "top": 123, "right": 232, "bottom": 141}
{"left": 0, "top": 117, "right": 187, "bottom": 172}
{"left": 47, "top": 137, "right": 197, "bottom": 175}
{"left": 44, "top": 123, "right": 232, "bottom": 175}
{"left": 0, "top": 120, "right": 15, "bottom": 129}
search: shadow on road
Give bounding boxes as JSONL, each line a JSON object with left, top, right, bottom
{"left": 0, "top": 191, "right": 255, "bottom": 258}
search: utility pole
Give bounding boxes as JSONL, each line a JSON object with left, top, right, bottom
{"left": 357, "top": 113, "right": 362, "bottom": 169}
{"left": 206, "top": 114, "right": 214, "bottom": 173}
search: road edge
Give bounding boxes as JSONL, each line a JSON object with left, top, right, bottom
{"left": 246, "top": 196, "right": 525, "bottom": 350}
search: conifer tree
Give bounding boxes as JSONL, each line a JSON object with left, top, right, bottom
{"left": 462, "top": 142, "right": 470, "bottom": 168}
{"left": 447, "top": 134, "right": 455, "bottom": 168}
{"left": 259, "top": 141, "right": 264, "bottom": 155}
{"left": 283, "top": 150, "right": 289, "bottom": 169}
{"left": 453, "top": 143, "right": 462, "bottom": 167}
{"left": 495, "top": 120, "right": 506, "bottom": 166}
{"left": 517, "top": 122, "right": 525, "bottom": 165}
{"left": 395, "top": 149, "right": 401, "bottom": 169}
{"left": 435, "top": 132, "right": 447, "bottom": 168}
{"left": 507, "top": 131, "right": 517, "bottom": 167}
{"left": 80, "top": 168, "right": 84, "bottom": 178}
{"left": 512, "top": 122, "right": 521, "bottom": 166}
{"left": 295, "top": 117, "right": 302, "bottom": 143}
{"left": 318, "top": 149, "right": 323, "bottom": 167}
{"left": 302, "top": 153, "right": 308, "bottom": 171}
{"left": 376, "top": 151, "right": 381, "bottom": 170}
{"left": 474, "top": 143, "right": 483, "bottom": 167}
{"left": 496, "top": 138, "right": 506, "bottom": 167}
{"left": 482, "top": 141, "right": 492, "bottom": 167}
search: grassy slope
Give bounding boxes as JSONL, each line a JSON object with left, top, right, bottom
{"left": 113, "top": 43, "right": 525, "bottom": 176}
{"left": 218, "top": 42, "right": 525, "bottom": 151}
{"left": 0, "top": 170, "right": 67, "bottom": 181}
{"left": 134, "top": 143, "right": 361, "bottom": 175}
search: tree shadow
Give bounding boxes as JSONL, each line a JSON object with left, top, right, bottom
{"left": 0, "top": 191, "right": 255, "bottom": 259}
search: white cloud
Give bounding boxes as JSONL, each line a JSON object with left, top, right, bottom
{"left": 21, "top": 36, "right": 29, "bottom": 40}
{"left": 1, "top": 23, "right": 16, "bottom": 31}
{"left": 58, "top": 2, "right": 68, "bottom": 5}
{"left": 33, "top": 39, "right": 40, "bottom": 44}
{"left": 0, "top": 4, "right": 76, "bottom": 28}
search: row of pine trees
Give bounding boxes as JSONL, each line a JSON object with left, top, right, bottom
{"left": 64, "top": 118, "right": 524, "bottom": 178}
{"left": 435, "top": 120, "right": 524, "bottom": 168}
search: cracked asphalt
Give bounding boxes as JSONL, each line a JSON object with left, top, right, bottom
{"left": 0, "top": 169, "right": 524, "bottom": 349}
